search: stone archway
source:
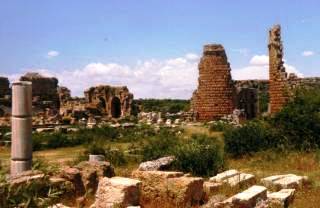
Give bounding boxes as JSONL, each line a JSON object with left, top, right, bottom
{"left": 111, "top": 97, "right": 121, "bottom": 118}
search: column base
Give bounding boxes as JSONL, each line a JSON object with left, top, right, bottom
{"left": 10, "top": 160, "right": 32, "bottom": 176}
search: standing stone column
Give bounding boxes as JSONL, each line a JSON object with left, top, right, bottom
{"left": 11, "top": 81, "right": 32, "bottom": 176}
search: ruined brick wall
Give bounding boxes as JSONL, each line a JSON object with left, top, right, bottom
{"left": 58, "top": 86, "right": 71, "bottom": 105}
{"left": 20, "top": 73, "right": 60, "bottom": 110}
{"left": 84, "top": 85, "right": 133, "bottom": 118}
{"left": 192, "top": 44, "right": 234, "bottom": 121}
{"left": 0, "top": 77, "right": 10, "bottom": 98}
{"left": 268, "top": 25, "right": 289, "bottom": 114}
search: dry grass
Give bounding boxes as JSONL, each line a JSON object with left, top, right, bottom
{"left": 228, "top": 151, "right": 320, "bottom": 208}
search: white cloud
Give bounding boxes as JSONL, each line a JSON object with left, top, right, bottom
{"left": 20, "top": 54, "right": 199, "bottom": 99}
{"left": 232, "top": 54, "right": 303, "bottom": 80}
{"left": 4, "top": 53, "right": 302, "bottom": 99}
{"left": 47, "top": 50, "right": 60, "bottom": 58}
{"left": 185, "top": 53, "right": 199, "bottom": 60}
{"left": 249, "top": 55, "right": 269, "bottom": 66}
{"left": 301, "top": 51, "right": 314, "bottom": 57}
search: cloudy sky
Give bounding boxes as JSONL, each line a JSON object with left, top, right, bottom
{"left": 0, "top": 0, "right": 319, "bottom": 98}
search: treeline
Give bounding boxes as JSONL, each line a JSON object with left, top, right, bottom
{"left": 134, "top": 99, "right": 190, "bottom": 114}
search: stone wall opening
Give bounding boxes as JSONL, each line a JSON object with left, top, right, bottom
{"left": 111, "top": 97, "right": 121, "bottom": 118}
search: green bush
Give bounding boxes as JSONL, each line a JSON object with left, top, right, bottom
{"left": 86, "top": 140, "right": 106, "bottom": 155}
{"left": 224, "top": 120, "right": 279, "bottom": 157}
{"left": 209, "top": 121, "right": 233, "bottom": 132}
{"left": 271, "top": 87, "right": 320, "bottom": 150}
{"left": 0, "top": 176, "right": 66, "bottom": 208}
{"left": 173, "top": 134, "right": 224, "bottom": 176}
{"left": 142, "top": 129, "right": 180, "bottom": 161}
{"left": 135, "top": 99, "right": 190, "bottom": 113}
{"left": 46, "top": 133, "right": 70, "bottom": 149}
{"left": 104, "top": 146, "right": 128, "bottom": 166}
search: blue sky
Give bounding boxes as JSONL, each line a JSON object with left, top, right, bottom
{"left": 0, "top": 0, "right": 319, "bottom": 98}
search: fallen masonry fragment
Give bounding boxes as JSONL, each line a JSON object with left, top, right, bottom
{"left": 215, "top": 185, "right": 267, "bottom": 208}
{"left": 131, "top": 170, "right": 203, "bottom": 208}
{"left": 95, "top": 177, "right": 141, "bottom": 208}
{"left": 138, "top": 156, "right": 175, "bottom": 171}
{"left": 268, "top": 189, "right": 295, "bottom": 208}
{"left": 261, "top": 174, "right": 308, "bottom": 190}
{"left": 210, "top": 169, "right": 256, "bottom": 187}
{"left": 210, "top": 169, "right": 240, "bottom": 183}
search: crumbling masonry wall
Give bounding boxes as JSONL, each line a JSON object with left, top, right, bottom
{"left": 0, "top": 77, "right": 10, "bottom": 98}
{"left": 192, "top": 44, "right": 235, "bottom": 121}
{"left": 20, "top": 73, "right": 60, "bottom": 111}
{"left": 268, "top": 25, "right": 289, "bottom": 114}
{"left": 84, "top": 85, "right": 133, "bottom": 118}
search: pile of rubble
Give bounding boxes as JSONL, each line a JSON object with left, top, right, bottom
{"left": 87, "top": 162, "right": 308, "bottom": 208}
{"left": 6, "top": 155, "right": 309, "bottom": 208}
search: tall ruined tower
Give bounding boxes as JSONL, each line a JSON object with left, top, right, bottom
{"left": 192, "top": 44, "right": 234, "bottom": 121}
{"left": 268, "top": 25, "right": 289, "bottom": 113}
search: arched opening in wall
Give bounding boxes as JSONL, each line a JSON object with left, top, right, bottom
{"left": 111, "top": 97, "right": 121, "bottom": 118}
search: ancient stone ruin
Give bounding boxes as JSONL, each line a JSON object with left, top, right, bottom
{"left": 84, "top": 85, "right": 133, "bottom": 119}
{"left": 268, "top": 25, "right": 290, "bottom": 114}
{"left": 20, "top": 72, "right": 60, "bottom": 112}
{"left": 0, "top": 73, "right": 135, "bottom": 126}
{"left": 191, "top": 44, "right": 235, "bottom": 121}
{"left": 0, "top": 77, "right": 11, "bottom": 116}
{"left": 0, "top": 77, "right": 10, "bottom": 98}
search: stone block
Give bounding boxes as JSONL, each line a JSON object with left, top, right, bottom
{"left": 268, "top": 189, "right": 295, "bottom": 208}
{"left": 203, "top": 181, "right": 223, "bottom": 199}
{"left": 132, "top": 170, "right": 203, "bottom": 208}
{"left": 210, "top": 169, "right": 240, "bottom": 182}
{"left": 225, "top": 173, "right": 256, "bottom": 187}
{"left": 217, "top": 185, "right": 267, "bottom": 208}
{"left": 261, "top": 174, "right": 308, "bottom": 190}
{"left": 95, "top": 177, "right": 141, "bottom": 208}
{"left": 138, "top": 156, "right": 175, "bottom": 171}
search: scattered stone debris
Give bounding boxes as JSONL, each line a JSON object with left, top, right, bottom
{"left": 138, "top": 156, "right": 175, "bottom": 171}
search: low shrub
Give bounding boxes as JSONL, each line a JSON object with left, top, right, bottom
{"left": 104, "top": 146, "right": 128, "bottom": 166}
{"left": 271, "top": 87, "right": 320, "bottom": 150}
{"left": 141, "top": 129, "right": 180, "bottom": 161}
{"left": 32, "top": 158, "right": 59, "bottom": 175}
{"left": 0, "top": 176, "right": 66, "bottom": 208}
{"left": 224, "top": 120, "right": 279, "bottom": 157}
{"left": 86, "top": 140, "right": 106, "bottom": 155}
{"left": 46, "top": 133, "right": 70, "bottom": 149}
{"left": 173, "top": 134, "right": 224, "bottom": 176}
{"left": 209, "top": 121, "right": 233, "bottom": 132}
